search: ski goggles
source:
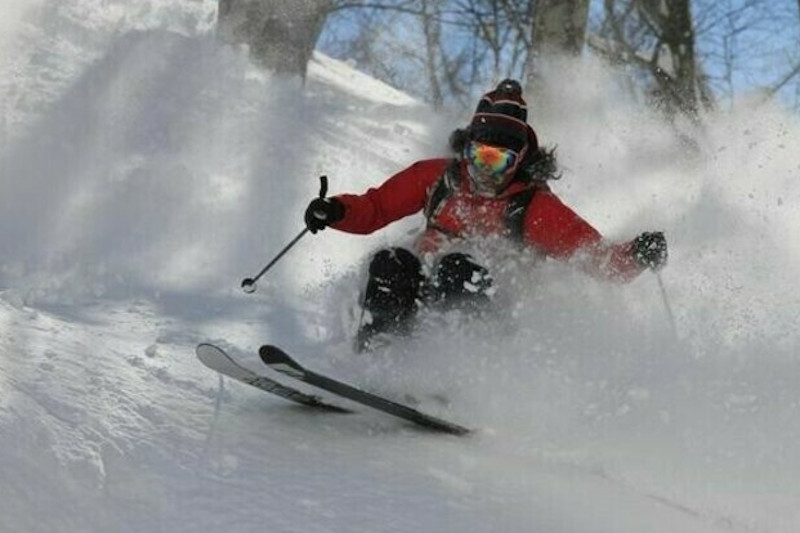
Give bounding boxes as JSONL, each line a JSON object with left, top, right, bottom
{"left": 465, "top": 141, "right": 519, "bottom": 179}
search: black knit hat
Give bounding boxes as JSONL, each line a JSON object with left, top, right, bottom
{"left": 469, "top": 79, "right": 535, "bottom": 154}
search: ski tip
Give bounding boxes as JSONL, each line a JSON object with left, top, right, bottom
{"left": 196, "top": 342, "right": 222, "bottom": 361}
{"left": 196, "top": 343, "right": 251, "bottom": 377}
{"left": 259, "top": 345, "right": 304, "bottom": 372}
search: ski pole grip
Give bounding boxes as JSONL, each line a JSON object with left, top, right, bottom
{"left": 319, "top": 175, "right": 328, "bottom": 199}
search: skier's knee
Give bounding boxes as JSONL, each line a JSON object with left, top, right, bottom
{"left": 369, "top": 247, "right": 422, "bottom": 280}
{"left": 434, "top": 253, "right": 493, "bottom": 305}
{"left": 364, "top": 247, "right": 423, "bottom": 316}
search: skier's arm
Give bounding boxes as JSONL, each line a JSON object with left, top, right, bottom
{"left": 330, "top": 159, "right": 449, "bottom": 235}
{"left": 522, "top": 191, "right": 645, "bottom": 282}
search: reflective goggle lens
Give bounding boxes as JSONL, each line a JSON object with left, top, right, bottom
{"left": 466, "top": 142, "right": 518, "bottom": 178}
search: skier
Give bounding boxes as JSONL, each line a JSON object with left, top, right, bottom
{"left": 304, "top": 79, "right": 668, "bottom": 350}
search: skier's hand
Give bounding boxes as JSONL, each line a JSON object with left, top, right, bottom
{"left": 631, "top": 231, "right": 668, "bottom": 271}
{"left": 304, "top": 197, "right": 345, "bottom": 234}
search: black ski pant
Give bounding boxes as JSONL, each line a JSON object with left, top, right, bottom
{"left": 360, "top": 247, "right": 493, "bottom": 338}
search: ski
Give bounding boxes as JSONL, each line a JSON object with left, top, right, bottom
{"left": 196, "top": 343, "right": 351, "bottom": 413}
{"left": 259, "top": 344, "right": 471, "bottom": 435}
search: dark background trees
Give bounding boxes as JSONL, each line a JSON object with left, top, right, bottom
{"left": 218, "top": 0, "right": 800, "bottom": 119}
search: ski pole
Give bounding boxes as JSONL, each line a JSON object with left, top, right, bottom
{"left": 655, "top": 272, "right": 679, "bottom": 339}
{"left": 241, "top": 175, "right": 328, "bottom": 294}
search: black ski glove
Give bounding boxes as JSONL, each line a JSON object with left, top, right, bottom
{"left": 304, "top": 197, "right": 345, "bottom": 234}
{"left": 631, "top": 231, "right": 668, "bottom": 270}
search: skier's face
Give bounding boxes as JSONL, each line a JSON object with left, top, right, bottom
{"left": 465, "top": 141, "right": 519, "bottom": 194}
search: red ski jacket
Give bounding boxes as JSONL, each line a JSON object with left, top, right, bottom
{"left": 332, "top": 158, "right": 644, "bottom": 282}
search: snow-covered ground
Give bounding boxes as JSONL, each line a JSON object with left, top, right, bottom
{"left": 1, "top": 2, "right": 799, "bottom": 532}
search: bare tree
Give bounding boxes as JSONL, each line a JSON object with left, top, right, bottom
{"left": 218, "top": 0, "right": 333, "bottom": 79}
{"left": 594, "top": 0, "right": 712, "bottom": 120}
{"left": 422, "top": 0, "right": 445, "bottom": 109}
{"left": 524, "top": 0, "right": 589, "bottom": 109}
{"left": 748, "top": 0, "right": 800, "bottom": 107}
{"left": 452, "top": 0, "right": 535, "bottom": 83}
{"left": 531, "top": 0, "right": 590, "bottom": 57}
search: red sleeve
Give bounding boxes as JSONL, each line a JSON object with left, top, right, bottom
{"left": 523, "top": 191, "right": 644, "bottom": 282}
{"left": 331, "top": 159, "right": 449, "bottom": 235}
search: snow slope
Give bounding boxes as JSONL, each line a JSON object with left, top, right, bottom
{"left": 1, "top": 2, "right": 799, "bottom": 532}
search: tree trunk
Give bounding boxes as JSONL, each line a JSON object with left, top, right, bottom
{"left": 421, "top": 0, "right": 444, "bottom": 110}
{"left": 597, "top": 0, "right": 711, "bottom": 120}
{"left": 639, "top": 0, "right": 705, "bottom": 118}
{"left": 531, "top": 0, "right": 590, "bottom": 58}
{"left": 218, "top": 0, "right": 332, "bottom": 79}
{"left": 525, "top": 0, "right": 590, "bottom": 119}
